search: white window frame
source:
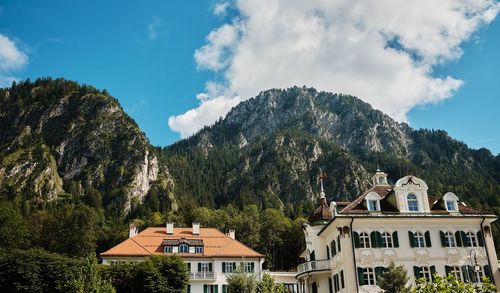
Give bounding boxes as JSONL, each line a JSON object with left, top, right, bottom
{"left": 224, "top": 262, "right": 236, "bottom": 273}
{"left": 195, "top": 246, "right": 203, "bottom": 253}
{"left": 450, "top": 266, "right": 462, "bottom": 281}
{"left": 472, "top": 267, "right": 484, "bottom": 283}
{"left": 365, "top": 192, "right": 381, "bottom": 212}
{"left": 244, "top": 262, "right": 254, "bottom": 273}
{"left": 200, "top": 262, "right": 210, "bottom": 272}
{"left": 164, "top": 245, "right": 173, "bottom": 253}
{"left": 443, "top": 192, "right": 459, "bottom": 212}
{"left": 445, "top": 232, "right": 456, "bottom": 247}
{"left": 382, "top": 232, "right": 392, "bottom": 248}
{"left": 363, "top": 268, "right": 376, "bottom": 285}
{"left": 446, "top": 200, "right": 457, "bottom": 211}
{"left": 420, "top": 266, "right": 431, "bottom": 280}
{"left": 179, "top": 244, "right": 189, "bottom": 253}
{"left": 360, "top": 232, "right": 371, "bottom": 248}
{"left": 407, "top": 193, "right": 419, "bottom": 212}
{"left": 415, "top": 232, "right": 425, "bottom": 248}
{"left": 466, "top": 232, "right": 478, "bottom": 247}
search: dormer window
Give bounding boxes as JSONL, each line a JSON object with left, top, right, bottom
{"left": 367, "top": 200, "right": 378, "bottom": 211}
{"left": 365, "top": 192, "right": 381, "bottom": 212}
{"left": 179, "top": 244, "right": 189, "bottom": 253}
{"left": 443, "top": 192, "right": 459, "bottom": 212}
{"left": 164, "top": 246, "right": 172, "bottom": 253}
{"left": 446, "top": 200, "right": 456, "bottom": 211}
{"left": 407, "top": 194, "right": 419, "bottom": 212}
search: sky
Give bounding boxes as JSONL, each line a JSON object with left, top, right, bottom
{"left": 1, "top": 0, "right": 500, "bottom": 154}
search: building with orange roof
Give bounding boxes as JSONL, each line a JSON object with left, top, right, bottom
{"left": 101, "top": 223, "right": 264, "bottom": 293}
{"left": 297, "top": 171, "right": 500, "bottom": 293}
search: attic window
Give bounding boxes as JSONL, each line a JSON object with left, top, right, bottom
{"left": 443, "top": 192, "right": 459, "bottom": 213}
{"left": 367, "top": 200, "right": 378, "bottom": 211}
{"left": 407, "top": 194, "right": 419, "bottom": 212}
{"left": 365, "top": 192, "right": 381, "bottom": 212}
{"left": 446, "top": 200, "right": 457, "bottom": 211}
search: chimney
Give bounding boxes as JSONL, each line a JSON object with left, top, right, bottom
{"left": 166, "top": 222, "right": 174, "bottom": 235}
{"left": 192, "top": 222, "right": 200, "bottom": 235}
{"left": 129, "top": 223, "right": 138, "bottom": 238}
{"left": 329, "top": 201, "right": 337, "bottom": 217}
{"left": 228, "top": 229, "right": 235, "bottom": 240}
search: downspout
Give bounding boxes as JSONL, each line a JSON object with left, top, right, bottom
{"left": 480, "top": 216, "right": 495, "bottom": 286}
{"left": 350, "top": 218, "right": 359, "bottom": 293}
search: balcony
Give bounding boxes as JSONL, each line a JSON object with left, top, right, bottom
{"left": 297, "top": 260, "right": 331, "bottom": 275}
{"left": 189, "top": 271, "right": 218, "bottom": 280}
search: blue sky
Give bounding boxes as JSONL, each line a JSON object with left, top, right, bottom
{"left": 1, "top": 0, "right": 499, "bottom": 154}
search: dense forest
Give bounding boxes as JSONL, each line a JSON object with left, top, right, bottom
{"left": 0, "top": 78, "right": 499, "bottom": 277}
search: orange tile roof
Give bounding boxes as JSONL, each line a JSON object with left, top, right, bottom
{"left": 100, "top": 227, "right": 264, "bottom": 258}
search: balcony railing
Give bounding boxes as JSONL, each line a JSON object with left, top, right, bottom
{"left": 297, "top": 260, "right": 331, "bottom": 274}
{"left": 190, "top": 271, "right": 218, "bottom": 280}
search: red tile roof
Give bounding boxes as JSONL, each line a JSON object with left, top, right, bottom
{"left": 100, "top": 227, "right": 264, "bottom": 258}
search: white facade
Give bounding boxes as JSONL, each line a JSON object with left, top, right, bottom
{"left": 297, "top": 173, "right": 500, "bottom": 293}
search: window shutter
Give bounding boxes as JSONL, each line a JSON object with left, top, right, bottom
{"left": 209, "top": 263, "right": 213, "bottom": 272}
{"left": 214, "top": 285, "right": 218, "bottom": 293}
{"left": 337, "top": 235, "right": 341, "bottom": 252}
{"left": 222, "top": 285, "right": 227, "bottom": 293}
{"left": 251, "top": 262, "right": 254, "bottom": 272}
{"left": 376, "top": 232, "right": 383, "bottom": 247}
{"left": 326, "top": 246, "right": 330, "bottom": 259}
{"left": 461, "top": 266, "right": 470, "bottom": 283}
{"left": 328, "top": 277, "right": 333, "bottom": 293}
{"left": 445, "top": 265, "right": 451, "bottom": 276}
{"left": 204, "top": 285, "right": 208, "bottom": 293}
{"left": 222, "top": 262, "right": 226, "bottom": 273}
{"left": 198, "top": 263, "right": 202, "bottom": 272}
{"left": 370, "top": 231, "right": 378, "bottom": 248}
{"left": 424, "top": 231, "right": 432, "bottom": 247}
{"left": 357, "top": 267, "right": 365, "bottom": 285}
{"left": 440, "top": 231, "right": 446, "bottom": 247}
{"left": 392, "top": 231, "right": 399, "bottom": 248}
{"left": 232, "top": 262, "right": 236, "bottom": 272}
{"left": 477, "top": 231, "right": 485, "bottom": 247}
{"left": 484, "top": 265, "right": 492, "bottom": 280}
{"left": 455, "top": 231, "right": 463, "bottom": 247}
{"left": 340, "top": 270, "right": 345, "bottom": 288}
{"left": 375, "top": 267, "right": 384, "bottom": 280}
{"left": 461, "top": 231, "right": 468, "bottom": 247}
{"left": 468, "top": 265, "right": 476, "bottom": 283}
{"left": 332, "top": 241, "right": 337, "bottom": 256}
{"left": 353, "top": 231, "right": 361, "bottom": 248}
{"left": 430, "top": 265, "right": 436, "bottom": 280}
{"left": 408, "top": 231, "right": 415, "bottom": 248}
{"left": 413, "top": 266, "right": 421, "bottom": 280}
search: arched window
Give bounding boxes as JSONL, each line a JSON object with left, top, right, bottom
{"left": 407, "top": 194, "right": 419, "bottom": 212}
{"left": 415, "top": 232, "right": 425, "bottom": 248}
{"left": 466, "top": 232, "right": 478, "bottom": 247}
{"left": 179, "top": 244, "right": 189, "bottom": 253}
{"left": 360, "top": 232, "right": 371, "bottom": 248}
{"left": 445, "top": 232, "right": 456, "bottom": 247}
{"left": 382, "top": 232, "right": 392, "bottom": 248}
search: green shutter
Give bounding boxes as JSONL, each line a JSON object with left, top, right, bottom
{"left": 455, "top": 231, "right": 463, "bottom": 247}
{"left": 462, "top": 265, "right": 470, "bottom": 282}
{"left": 392, "top": 231, "right": 399, "bottom": 248}
{"left": 340, "top": 270, "right": 345, "bottom": 288}
{"left": 375, "top": 267, "right": 384, "bottom": 281}
{"left": 376, "top": 232, "right": 383, "bottom": 247}
{"left": 222, "top": 262, "right": 226, "bottom": 273}
{"left": 440, "top": 231, "right": 446, "bottom": 247}
{"left": 370, "top": 231, "right": 378, "bottom": 248}
{"left": 484, "top": 265, "right": 492, "bottom": 280}
{"left": 408, "top": 231, "right": 415, "bottom": 248}
{"left": 477, "top": 231, "right": 485, "bottom": 247}
{"left": 445, "top": 265, "right": 451, "bottom": 276}
{"left": 209, "top": 263, "right": 213, "bottom": 272}
{"left": 357, "top": 267, "right": 365, "bottom": 285}
{"left": 461, "top": 231, "right": 468, "bottom": 247}
{"left": 232, "top": 262, "right": 236, "bottom": 272}
{"left": 337, "top": 236, "right": 341, "bottom": 252}
{"left": 251, "top": 262, "right": 255, "bottom": 272}
{"left": 222, "top": 285, "right": 227, "bottom": 293}
{"left": 430, "top": 266, "right": 436, "bottom": 280}
{"left": 328, "top": 277, "right": 333, "bottom": 293}
{"left": 353, "top": 231, "right": 360, "bottom": 248}
{"left": 214, "top": 285, "right": 218, "bottom": 293}
{"left": 204, "top": 285, "right": 208, "bottom": 293}
{"left": 326, "top": 246, "right": 330, "bottom": 259}
{"left": 424, "top": 231, "right": 432, "bottom": 247}
{"left": 332, "top": 241, "right": 337, "bottom": 255}
{"left": 198, "top": 263, "right": 202, "bottom": 272}
{"left": 413, "top": 266, "right": 421, "bottom": 280}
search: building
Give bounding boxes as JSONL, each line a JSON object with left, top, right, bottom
{"left": 101, "top": 223, "right": 264, "bottom": 293}
{"left": 297, "top": 171, "right": 500, "bottom": 293}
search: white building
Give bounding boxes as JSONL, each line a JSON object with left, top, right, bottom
{"left": 297, "top": 171, "right": 500, "bottom": 293}
{"left": 101, "top": 223, "right": 264, "bottom": 293}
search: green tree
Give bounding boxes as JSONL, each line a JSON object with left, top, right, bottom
{"left": 227, "top": 265, "right": 258, "bottom": 293}
{"left": 377, "top": 261, "right": 410, "bottom": 293}
{"left": 0, "top": 202, "right": 30, "bottom": 249}
{"left": 257, "top": 273, "right": 285, "bottom": 293}
{"left": 414, "top": 274, "right": 496, "bottom": 293}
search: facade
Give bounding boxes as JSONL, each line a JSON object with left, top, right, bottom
{"left": 297, "top": 171, "right": 500, "bottom": 293}
{"left": 101, "top": 223, "right": 264, "bottom": 293}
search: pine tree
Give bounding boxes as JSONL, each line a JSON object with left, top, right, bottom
{"left": 377, "top": 261, "right": 410, "bottom": 293}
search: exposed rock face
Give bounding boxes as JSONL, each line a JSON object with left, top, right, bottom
{"left": 0, "top": 78, "right": 175, "bottom": 211}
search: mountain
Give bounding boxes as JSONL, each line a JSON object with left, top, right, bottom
{"left": 0, "top": 78, "right": 176, "bottom": 215}
{"left": 165, "top": 86, "right": 499, "bottom": 215}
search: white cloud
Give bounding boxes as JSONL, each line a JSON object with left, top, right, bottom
{"left": 0, "top": 34, "right": 28, "bottom": 87}
{"left": 213, "top": 1, "right": 230, "bottom": 16}
{"left": 169, "top": 0, "right": 499, "bottom": 136}
{"left": 147, "top": 16, "right": 161, "bottom": 40}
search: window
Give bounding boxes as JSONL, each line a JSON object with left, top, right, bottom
{"left": 472, "top": 267, "right": 484, "bottom": 283}
{"left": 222, "top": 285, "right": 228, "bottom": 293}
{"left": 179, "top": 244, "right": 189, "bottom": 253}
{"left": 244, "top": 262, "right": 254, "bottom": 273}
{"left": 446, "top": 200, "right": 457, "bottom": 211}
{"left": 420, "top": 266, "right": 431, "bottom": 280}
{"left": 415, "top": 232, "right": 425, "bottom": 248}
{"left": 360, "top": 232, "right": 371, "bottom": 248}
{"left": 203, "top": 285, "right": 218, "bottom": 293}
{"left": 223, "top": 262, "right": 236, "bottom": 273}
{"left": 445, "top": 232, "right": 456, "bottom": 247}
{"left": 407, "top": 194, "right": 419, "bottom": 211}
{"left": 187, "top": 285, "right": 191, "bottom": 293}
{"left": 382, "top": 232, "right": 393, "bottom": 248}
{"left": 450, "top": 266, "right": 462, "bottom": 280}
{"left": 367, "top": 200, "right": 378, "bottom": 211}
{"left": 199, "top": 262, "right": 211, "bottom": 272}
{"left": 195, "top": 246, "right": 203, "bottom": 253}
{"left": 363, "top": 268, "right": 376, "bottom": 285}
{"left": 466, "top": 232, "right": 478, "bottom": 247}
{"left": 378, "top": 177, "right": 385, "bottom": 184}
{"left": 164, "top": 246, "right": 173, "bottom": 253}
